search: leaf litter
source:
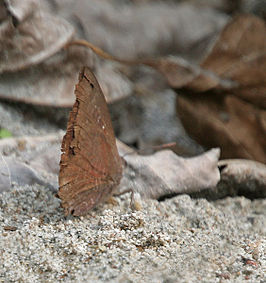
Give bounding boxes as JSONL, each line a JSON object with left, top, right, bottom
{"left": 0, "top": 1, "right": 265, "bottom": 282}
{"left": 1, "top": 133, "right": 265, "bottom": 201}
{"left": 0, "top": 0, "right": 132, "bottom": 106}
{"left": 0, "top": 0, "right": 74, "bottom": 73}
{"left": 70, "top": 13, "right": 266, "bottom": 163}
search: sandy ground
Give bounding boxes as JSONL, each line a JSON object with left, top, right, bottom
{"left": 0, "top": 183, "right": 265, "bottom": 282}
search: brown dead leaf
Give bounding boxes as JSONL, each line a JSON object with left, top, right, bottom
{"left": 0, "top": 0, "right": 74, "bottom": 73}
{"left": 150, "top": 14, "right": 266, "bottom": 106}
{"left": 177, "top": 94, "right": 266, "bottom": 163}
{"left": 151, "top": 14, "right": 266, "bottom": 163}
{"left": 118, "top": 141, "right": 220, "bottom": 199}
{"left": 194, "top": 14, "right": 266, "bottom": 103}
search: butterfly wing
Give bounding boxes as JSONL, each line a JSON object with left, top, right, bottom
{"left": 58, "top": 67, "right": 122, "bottom": 216}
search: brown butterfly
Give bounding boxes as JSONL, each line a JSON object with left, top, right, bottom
{"left": 58, "top": 67, "right": 122, "bottom": 216}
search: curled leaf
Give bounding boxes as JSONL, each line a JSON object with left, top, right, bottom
{"left": 0, "top": 47, "right": 132, "bottom": 106}
{"left": 218, "top": 159, "right": 266, "bottom": 198}
{"left": 119, "top": 143, "right": 220, "bottom": 199}
{"left": 0, "top": 0, "right": 74, "bottom": 73}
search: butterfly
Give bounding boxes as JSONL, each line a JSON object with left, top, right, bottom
{"left": 58, "top": 67, "right": 122, "bottom": 216}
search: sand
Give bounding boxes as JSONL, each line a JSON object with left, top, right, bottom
{"left": 0, "top": 184, "right": 265, "bottom": 282}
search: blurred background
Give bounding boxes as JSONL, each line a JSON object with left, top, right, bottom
{"left": 0, "top": 0, "right": 265, "bottom": 162}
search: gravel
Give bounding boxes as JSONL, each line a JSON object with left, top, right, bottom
{"left": 0, "top": 184, "right": 265, "bottom": 282}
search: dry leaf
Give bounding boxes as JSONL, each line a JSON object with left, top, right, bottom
{"left": 0, "top": 0, "right": 74, "bottom": 73}
{"left": 218, "top": 159, "right": 266, "bottom": 198}
{"left": 64, "top": 14, "right": 265, "bottom": 162}
{"left": 0, "top": 51, "right": 80, "bottom": 106}
{"left": 0, "top": 1, "right": 132, "bottom": 107}
{"left": 177, "top": 94, "right": 266, "bottom": 162}
{"left": 2, "top": 0, "right": 36, "bottom": 22}
{"left": 0, "top": 156, "right": 50, "bottom": 193}
{"left": 0, "top": 133, "right": 221, "bottom": 202}
{"left": 195, "top": 14, "right": 266, "bottom": 105}
{"left": 149, "top": 14, "right": 266, "bottom": 106}
{"left": 2, "top": 134, "right": 264, "bottom": 201}
{"left": 0, "top": 48, "right": 131, "bottom": 106}
{"left": 119, "top": 142, "right": 220, "bottom": 199}
{"left": 150, "top": 15, "right": 266, "bottom": 162}
{"left": 0, "top": 133, "right": 63, "bottom": 190}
